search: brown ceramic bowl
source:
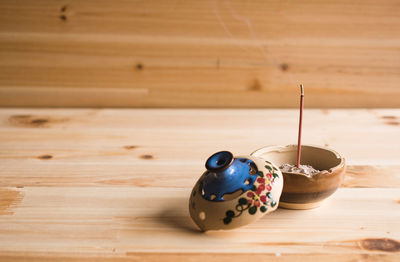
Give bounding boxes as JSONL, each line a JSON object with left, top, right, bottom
{"left": 251, "top": 145, "right": 345, "bottom": 209}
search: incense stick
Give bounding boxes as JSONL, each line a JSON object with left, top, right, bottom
{"left": 296, "top": 84, "right": 304, "bottom": 168}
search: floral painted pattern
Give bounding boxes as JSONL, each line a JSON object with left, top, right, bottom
{"left": 223, "top": 161, "right": 279, "bottom": 225}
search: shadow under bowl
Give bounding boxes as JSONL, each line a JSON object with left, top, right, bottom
{"left": 251, "top": 144, "right": 346, "bottom": 209}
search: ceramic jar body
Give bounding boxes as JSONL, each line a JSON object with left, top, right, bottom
{"left": 189, "top": 155, "right": 283, "bottom": 231}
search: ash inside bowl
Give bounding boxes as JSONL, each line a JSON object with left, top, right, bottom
{"left": 279, "top": 163, "right": 320, "bottom": 177}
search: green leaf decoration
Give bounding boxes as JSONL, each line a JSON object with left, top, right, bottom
{"left": 223, "top": 217, "right": 232, "bottom": 224}
{"left": 251, "top": 185, "right": 257, "bottom": 191}
{"left": 266, "top": 192, "right": 271, "bottom": 198}
{"left": 238, "top": 198, "right": 248, "bottom": 205}
{"left": 257, "top": 171, "right": 264, "bottom": 177}
{"left": 260, "top": 206, "right": 267, "bottom": 212}
{"left": 273, "top": 173, "right": 279, "bottom": 178}
{"left": 248, "top": 206, "right": 257, "bottom": 215}
{"left": 265, "top": 165, "right": 272, "bottom": 170}
{"left": 226, "top": 210, "right": 235, "bottom": 218}
{"left": 271, "top": 200, "right": 277, "bottom": 207}
{"left": 273, "top": 166, "right": 278, "bottom": 171}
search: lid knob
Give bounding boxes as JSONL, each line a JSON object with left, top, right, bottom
{"left": 205, "top": 151, "right": 233, "bottom": 172}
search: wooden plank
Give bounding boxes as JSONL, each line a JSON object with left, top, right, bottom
{"left": 342, "top": 165, "right": 400, "bottom": 188}
{"left": 0, "top": 109, "right": 400, "bottom": 188}
{"left": 1, "top": 164, "right": 400, "bottom": 188}
{"left": 0, "top": 187, "right": 399, "bottom": 258}
{"left": 1, "top": 253, "right": 400, "bottom": 262}
{"left": 0, "top": 0, "right": 400, "bottom": 107}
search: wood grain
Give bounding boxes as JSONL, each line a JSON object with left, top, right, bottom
{"left": 0, "top": 0, "right": 400, "bottom": 107}
{"left": 0, "top": 108, "right": 399, "bottom": 261}
{"left": 0, "top": 187, "right": 399, "bottom": 259}
{"left": 2, "top": 253, "right": 400, "bottom": 262}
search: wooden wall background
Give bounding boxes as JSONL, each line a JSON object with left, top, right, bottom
{"left": 0, "top": 0, "right": 399, "bottom": 108}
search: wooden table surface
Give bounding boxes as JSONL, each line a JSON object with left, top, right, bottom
{"left": 0, "top": 108, "right": 399, "bottom": 261}
{"left": 2, "top": 0, "right": 400, "bottom": 108}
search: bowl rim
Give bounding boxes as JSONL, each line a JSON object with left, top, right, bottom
{"left": 251, "top": 144, "right": 345, "bottom": 177}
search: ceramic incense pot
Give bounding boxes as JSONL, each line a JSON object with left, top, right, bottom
{"left": 189, "top": 151, "right": 283, "bottom": 231}
{"left": 251, "top": 145, "right": 345, "bottom": 209}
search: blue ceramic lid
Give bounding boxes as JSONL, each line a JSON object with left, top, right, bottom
{"left": 201, "top": 151, "right": 258, "bottom": 201}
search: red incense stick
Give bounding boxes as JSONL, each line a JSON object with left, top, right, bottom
{"left": 296, "top": 84, "right": 304, "bottom": 168}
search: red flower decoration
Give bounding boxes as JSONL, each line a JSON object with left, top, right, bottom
{"left": 256, "top": 184, "right": 265, "bottom": 195}
{"left": 260, "top": 195, "right": 267, "bottom": 203}
{"left": 257, "top": 177, "right": 265, "bottom": 183}
{"left": 244, "top": 169, "right": 277, "bottom": 210}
